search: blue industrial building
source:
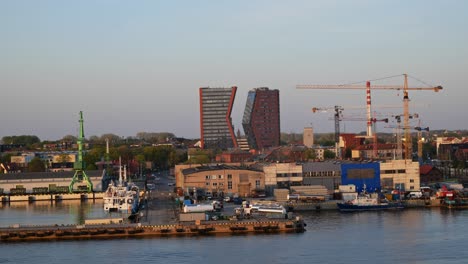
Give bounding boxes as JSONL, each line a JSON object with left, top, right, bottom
{"left": 341, "top": 163, "right": 381, "bottom": 193}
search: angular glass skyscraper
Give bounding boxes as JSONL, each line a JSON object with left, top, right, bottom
{"left": 199, "top": 87, "right": 238, "bottom": 150}
{"left": 242, "top": 87, "right": 280, "bottom": 150}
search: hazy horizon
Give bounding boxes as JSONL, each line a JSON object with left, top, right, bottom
{"left": 2, "top": 1, "right": 467, "bottom": 141}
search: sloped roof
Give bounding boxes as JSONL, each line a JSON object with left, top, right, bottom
{"left": 420, "top": 164, "right": 434, "bottom": 175}
{"left": 0, "top": 170, "right": 103, "bottom": 180}
{"left": 182, "top": 164, "right": 261, "bottom": 175}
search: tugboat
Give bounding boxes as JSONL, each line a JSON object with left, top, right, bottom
{"left": 103, "top": 162, "right": 139, "bottom": 214}
{"left": 337, "top": 186, "right": 404, "bottom": 212}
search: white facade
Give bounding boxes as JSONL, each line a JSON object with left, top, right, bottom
{"left": 380, "top": 159, "right": 420, "bottom": 191}
{"left": 263, "top": 163, "right": 303, "bottom": 187}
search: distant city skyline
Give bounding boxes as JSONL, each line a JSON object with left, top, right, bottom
{"left": 1, "top": 1, "right": 467, "bottom": 141}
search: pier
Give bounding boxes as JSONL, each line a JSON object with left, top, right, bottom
{"left": 1, "top": 192, "right": 105, "bottom": 203}
{"left": 0, "top": 218, "right": 306, "bottom": 242}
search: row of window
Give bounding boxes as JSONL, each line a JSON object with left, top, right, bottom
{"left": 276, "top": 173, "right": 301, "bottom": 177}
{"left": 382, "top": 169, "right": 406, "bottom": 174}
{"left": 303, "top": 171, "right": 341, "bottom": 177}
{"left": 205, "top": 181, "right": 233, "bottom": 190}
{"left": 206, "top": 182, "right": 225, "bottom": 186}
{"left": 204, "top": 179, "right": 261, "bottom": 190}
{"left": 205, "top": 174, "right": 232, "bottom": 180}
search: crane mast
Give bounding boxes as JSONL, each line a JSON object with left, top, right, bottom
{"left": 312, "top": 105, "right": 343, "bottom": 158}
{"left": 403, "top": 74, "right": 411, "bottom": 161}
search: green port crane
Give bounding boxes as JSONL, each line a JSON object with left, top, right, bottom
{"left": 69, "top": 111, "right": 93, "bottom": 193}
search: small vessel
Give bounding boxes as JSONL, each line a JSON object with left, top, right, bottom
{"left": 337, "top": 189, "right": 404, "bottom": 212}
{"left": 103, "top": 163, "right": 139, "bottom": 214}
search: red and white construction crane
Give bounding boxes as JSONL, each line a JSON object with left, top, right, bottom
{"left": 297, "top": 74, "right": 442, "bottom": 159}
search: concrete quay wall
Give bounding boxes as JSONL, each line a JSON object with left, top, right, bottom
{"left": 1, "top": 192, "right": 105, "bottom": 203}
{"left": 0, "top": 219, "right": 306, "bottom": 242}
{"left": 286, "top": 199, "right": 443, "bottom": 211}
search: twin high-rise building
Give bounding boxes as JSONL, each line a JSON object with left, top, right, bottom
{"left": 199, "top": 86, "right": 280, "bottom": 151}
{"left": 199, "top": 87, "right": 238, "bottom": 150}
{"left": 242, "top": 87, "right": 280, "bottom": 150}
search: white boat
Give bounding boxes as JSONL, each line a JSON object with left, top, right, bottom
{"left": 337, "top": 191, "right": 403, "bottom": 212}
{"left": 103, "top": 164, "right": 139, "bottom": 214}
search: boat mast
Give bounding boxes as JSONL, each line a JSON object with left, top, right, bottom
{"left": 118, "top": 156, "right": 122, "bottom": 186}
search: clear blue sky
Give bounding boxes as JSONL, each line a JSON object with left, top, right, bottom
{"left": 1, "top": 0, "right": 467, "bottom": 141}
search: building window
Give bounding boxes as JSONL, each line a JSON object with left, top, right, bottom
{"left": 211, "top": 175, "right": 217, "bottom": 179}
{"left": 410, "top": 186, "right": 414, "bottom": 190}
{"left": 398, "top": 169, "right": 406, "bottom": 173}
{"left": 206, "top": 182, "right": 210, "bottom": 186}
{"left": 228, "top": 174, "right": 232, "bottom": 179}
{"left": 213, "top": 182, "right": 217, "bottom": 186}
{"left": 410, "top": 179, "right": 414, "bottom": 183}
{"left": 255, "top": 180, "right": 260, "bottom": 188}
{"left": 206, "top": 175, "right": 209, "bottom": 180}
{"left": 219, "top": 183, "right": 224, "bottom": 186}
{"left": 228, "top": 181, "right": 232, "bottom": 190}
{"left": 218, "top": 175, "right": 224, "bottom": 179}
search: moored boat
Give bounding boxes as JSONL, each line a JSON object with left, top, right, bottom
{"left": 337, "top": 191, "right": 404, "bottom": 212}
{"left": 103, "top": 163, "right": 139, "bottom": 214}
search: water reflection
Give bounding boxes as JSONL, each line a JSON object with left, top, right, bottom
{"left": 0, "top": 200, "right": 123, "bottom": 227}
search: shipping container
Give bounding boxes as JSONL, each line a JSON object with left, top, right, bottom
{"left": 179, "top": 212, "right": 206, "bottom": 222}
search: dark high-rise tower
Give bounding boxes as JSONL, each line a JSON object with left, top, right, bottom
{"left": 199, "top": 87, "right": 238, "bottom": 150}
{"left": 242, "top": 87, "right": 280, "bottom": 150}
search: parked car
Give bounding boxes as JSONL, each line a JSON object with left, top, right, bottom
{"left": 407, "top": 191, "right": 423, "bottom": 199}
{"left": 233, "top": 197, "right": 244, "bottom": 205}
{"left": 167, "top": 182, "right": 175, "bottom": 186}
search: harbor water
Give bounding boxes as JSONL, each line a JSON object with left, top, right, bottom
{"left": 1, "top": 201, "right": 468, "bottom": 264}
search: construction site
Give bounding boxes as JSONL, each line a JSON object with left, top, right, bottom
{"left": 297, "top": 73, "right": 442, "bottom": 162}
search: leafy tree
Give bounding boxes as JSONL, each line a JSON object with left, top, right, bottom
{"left": 168, "top": 151, "right": 179, "bottom": 167}
{"left": 319, "top": 140, "right": 335, "bottom": 147}
{"left": 2, "top": 135, "right": 40, "bottom": 146}
{"left": 135, "top": 154, "right": 146, "bottom": 164}
{"left": 101, "top": 134, "right": 122, "bottom": 145}
{"left": 422, "top": 142, "right": 436, "bottom": 161}
{"left": 136, "top": 132, "right": 175, "bottom": 143}
{"left": 142, "top": 145, "right": 178, "bottom": 169}
{"left": 305, "top": 148, "right": 317, "bottom": 160}
{"left": 83, "top": 148, "right": 103, "bottom": 170}
{"left": 188, "top": 154, "right": 210, "bottom": 164}
{"left": 62, "top": 135, "right": 77, "bottom": 142}
{"left": 28, "top": 157, "right": 45, "bottom": 172}
{"left": 116, "top": 145, "right": 133, "bottom": 164}
{"left": 344, "top": 148, "right": 352, "bottom": 159}
{"left": 324, "top": 149, "right": 336, "bottom": 159}
{"left": 0, "top": 153, "right": 13, "bottom": 164}
{"left": 88, "top": 135, "right": 101, "bottom": 145}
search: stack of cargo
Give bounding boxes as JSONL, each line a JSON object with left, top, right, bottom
{"left": 290, "top": 185, "right": 330, "bottom": 200}
{"left": 274, "top": 188, "right": 290, "bottom": 202}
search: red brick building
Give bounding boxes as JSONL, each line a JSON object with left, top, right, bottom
{"left": 242, "top": 87, "right": 280, "bottom": 150}
{"left": 215, "top": 150, "right": 252, "bottom": 163}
